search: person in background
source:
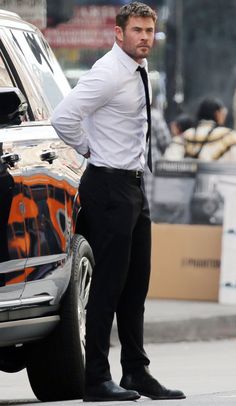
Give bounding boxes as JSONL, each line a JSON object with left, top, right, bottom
{"left": 144, "top": 85, "right": 172, "bottom": 206}
{"left": 51, "top": 1, "right": 185, "bottom": 402}
{"left": 170, "top": 113, "right": 195, "bottom": 138}
{"left": 184, "top": 97, "right": 236, "bottom": 160}
{"left": 164, "top": 113, "right": 195, "bottom": 160}
{"left": 151, "top": 99, "right": 172, "bottom": 159}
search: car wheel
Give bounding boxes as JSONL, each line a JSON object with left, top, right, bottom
{"left": 26, "top": 234, "right": 94, "bottom": 401}
{"left": 0, "top": 346, "right": 25, "bottom": 372}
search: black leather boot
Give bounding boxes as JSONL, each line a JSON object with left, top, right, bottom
{"left": 120, "top": 367, "right": 186, "bottom": 400}
{"left": 83, "top": 379, "right": 140, "bottom": 402}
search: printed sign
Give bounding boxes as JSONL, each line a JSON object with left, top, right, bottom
{"left": 0, "top": 0, "right": 46, "bottom": 29}
{"left": 44, "top": 5, "right": 118, "bottom": 49}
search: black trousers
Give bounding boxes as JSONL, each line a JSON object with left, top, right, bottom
{"left": 79, "top": 165, "right": 151, "bottom": 385}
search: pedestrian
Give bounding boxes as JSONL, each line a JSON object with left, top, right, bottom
{"left": 51, "top": 2, "right": 185, "bottom": 402}
{"left": 164, "top": 113, "right": 195, "bottom": 160}
{"left": 170, "top": 113, "right": 195, "bottom": 138}
{"left": 144, "top": 80, "right": 171, "bottom": 213}
{"left": 150, "top": 97, "right": 172, "bottom": 160}
{"left": 184, "top": 97, "right": 236, "bottom": 160}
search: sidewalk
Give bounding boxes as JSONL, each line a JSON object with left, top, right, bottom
{"left": 111, "top": 299, "right": 236, "bottom": 344}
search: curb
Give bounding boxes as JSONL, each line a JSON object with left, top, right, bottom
{"left": 111, "top": 314, "right": 236, "bottom": 344}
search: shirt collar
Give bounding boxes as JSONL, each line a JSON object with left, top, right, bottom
{"left": 112, "top": 42, "right": 147, "bottom": 74}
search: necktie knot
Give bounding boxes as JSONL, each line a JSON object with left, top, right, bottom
{"left": 137, "top": 66, "right": 148, "bottom": 84}
{"left": 137, "top": 66, "right": 145, "bottom": 72}
{"left": 137, "top": 65, "right": 147, "bottom": 75}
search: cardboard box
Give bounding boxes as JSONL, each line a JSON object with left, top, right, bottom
{"left": 148, "top": 224, "right": 222, "bottom": 301}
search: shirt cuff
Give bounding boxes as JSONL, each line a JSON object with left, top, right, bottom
{"left": 75, "top": 144, "right": 89, "bottom": 156}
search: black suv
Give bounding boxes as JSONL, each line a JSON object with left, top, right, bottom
{"left": 0, "top": 9, "right": 93, "bottom": 401}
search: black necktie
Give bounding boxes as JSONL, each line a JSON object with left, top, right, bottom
{"left": 137, "top": 66, "right": 152, "bottom": 172}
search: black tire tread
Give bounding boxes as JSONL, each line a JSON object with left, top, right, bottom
{"left": 26, "top": 234, "right": 93, "bottom": 401}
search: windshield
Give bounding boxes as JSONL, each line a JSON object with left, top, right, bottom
{"left": 6, "top": 28, "right": 70, "bottom": 111}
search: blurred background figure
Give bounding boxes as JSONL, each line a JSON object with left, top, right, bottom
{"left": 170, "top": 113, "right": 195, "bottom": 137}
{"left": 144, "top": 75, "right": 171, "bottom": 209}
{"left": 184, "top": 97, "right": 236, "bottom": 161}
{"left": 151, "top": 102, "right": 172, "bottom": 160}
{"left": 164, "top": 113, "right": 195, "bottom": 160}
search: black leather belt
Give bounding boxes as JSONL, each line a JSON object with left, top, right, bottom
{"left": 88, "top": 164, "right": 143, "bottom": 179}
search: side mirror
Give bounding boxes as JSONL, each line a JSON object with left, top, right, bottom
{"left": 0, "top": 87, "right": 28, "bottom": 125}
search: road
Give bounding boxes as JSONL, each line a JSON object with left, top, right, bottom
{"left": 0, "top": 339, "right": 235, "bottom": 405}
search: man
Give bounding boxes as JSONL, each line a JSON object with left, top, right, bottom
{"left": 184, "top": 97, "right": 236, "bottom": 160}
{"left": 52, "top": 2, "right": 185, "bottom": 402}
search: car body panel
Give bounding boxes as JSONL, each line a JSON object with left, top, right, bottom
{"left": 0, "top": 122, "right": 84, "bottom": 305}
{"left": 0, "top": 11, "right": 86, "bottom": 323}
{"left": 0, "top": 135, "right": 27, "bottom": 300}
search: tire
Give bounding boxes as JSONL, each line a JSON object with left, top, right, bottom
{"left": 0, "top": 346, "right": 25, "bottom": 373}
{"left": 26, "top": 234, "right": 94, "bottom": 401}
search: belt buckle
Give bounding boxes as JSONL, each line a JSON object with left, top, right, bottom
{"left": 135, "top": 170, "right": 141, "bottom": 178}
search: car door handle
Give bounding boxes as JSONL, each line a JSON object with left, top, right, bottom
{"left": 1, "top": 152, "right": 20, "bottom": 167}
{"left": 40, "top": 150, "right": 58, "bottom": 164}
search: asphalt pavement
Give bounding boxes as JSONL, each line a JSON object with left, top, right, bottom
{"left": 111, "top": 298, "right": 236, "bottom": 344}
{"left": 3, "top": 339, "right": 235, "bottom": 405}
{"left": 1, "top": 298, "right": 236, "bottom": 406}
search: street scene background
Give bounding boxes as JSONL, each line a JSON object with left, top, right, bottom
{"left": 0, "top": 1, "right": 236, "bottom": 405}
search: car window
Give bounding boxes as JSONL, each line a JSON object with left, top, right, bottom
{"left": 0, "top": 52, "right": 14, "bottom": 87}
{"left": 6, "top": 28, "right": 70, "bottom": 111}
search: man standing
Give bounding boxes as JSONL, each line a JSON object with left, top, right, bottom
{"left": 52, "top": 2, "right": 185, "bottom": 402}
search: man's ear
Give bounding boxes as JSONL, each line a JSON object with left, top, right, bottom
{"left": 115, "top": 26, "right": 124, "bottom": 42}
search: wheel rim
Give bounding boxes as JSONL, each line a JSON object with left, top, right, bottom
{"left": 77, "top": 256, "right": 92, "bottom": 362}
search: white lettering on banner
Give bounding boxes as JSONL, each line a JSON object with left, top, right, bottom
{"left": 0, "top": 0, "right": 46, "bottom": 29}
{"left": 70, "top": 5, "right": 118, "bottom": 27}
{"left": 44, "top": 27, "right": 114, "bottom": 49}
{"left": 43, "top": 5, "right": 118, "bottom": 49}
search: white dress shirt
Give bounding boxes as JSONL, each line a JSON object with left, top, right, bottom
{"left": 51, "top": 42, "right": 150, "bottom": 171}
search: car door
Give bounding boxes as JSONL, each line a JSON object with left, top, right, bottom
{"left": 4, "top": 25, "right": 84, "bottom": 302}
{"left": 19, "top": 124, "right": 84, "bottom": 303}
{"left": 1, "top": 23, "right": 85, "bottom": 304}
{"left": 0, "top": 50, "right": 27, "bottom": 301}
